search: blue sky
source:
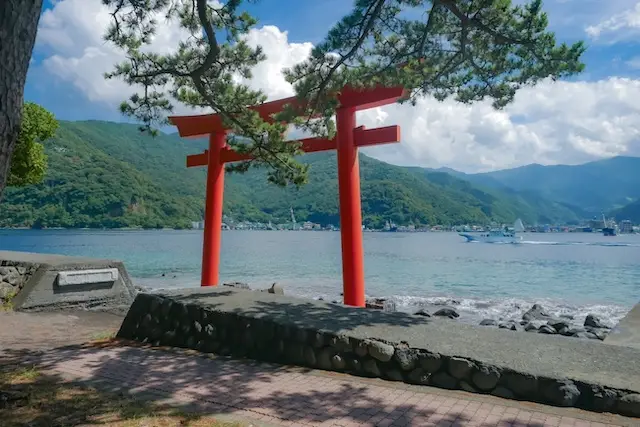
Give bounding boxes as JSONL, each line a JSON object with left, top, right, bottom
{"left": 24, "top": 0, "right": 640, "bottom": 171}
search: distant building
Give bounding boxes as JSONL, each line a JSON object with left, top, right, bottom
{"left": 620, "top": 220, "right": 633, "bottom": 234}
{"left": 191, "top": 221, "right": 204, "bottom": 229}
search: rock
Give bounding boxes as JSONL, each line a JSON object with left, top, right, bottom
{"left": 368, "top": 340, "right": 395, "bottom": 362}
{"left": 498, "top": 321, "right": 518, "bottom": 331}
{"left": 16, "top": 266, "right": 26, "bottom": 275}
{"left": 433, "top": 308, "right": 460, "bottom": 319}
{"left": 587, "top": 328, "right": 609, "bottom": 340}
{"left": 522, "top": 304, "right": 552, "bottom": 321}
{"left": 460, "top": 381, "right": 477, "bottom": 393}
{"left": 331, "top": 354, "right": 347, "bottom": 370}
{"left": 0, "top": 282, "right": 15, "bottom": 299}
{"left": 386, "top": 369, "right": 404, "bottom": 382}
{"left": 538, "top": 325, "right": 557, "bottom": 334}
{"left": 584, "top": 314, "right": 606, "bottom": 329}
{"left": 573, "top": 331, "right": 598, "bottom": 340}
{"left": 394, "top": 344, "right": 418, "bottom": 371}
{"left": 407, "top": 368, "right": 430, "bottom": 385}
{"left": 448, "top": 357, "right": 475, "bottom": 380}
{"left": 548, "top": 319, "right": 571, "bottom": 332}
{"left": 618, "top": 393, "right": 640, "bottom": 417}
{"left": 492, "top": 387, "right": 515, "bottom": 399}
{"left": 504, "top": 373, "right": 538, "bottom": 397}
{"left": 413, "top": 309, "right": 431, "bottom": 317}
{"left": 223, "top": 281, "right": 250, "bottom": 290}
{"left": 286, "top": 343, "right": 304, "bottom": 364}
{"left": 365, "top": 298, "right": 386, "bottom": 310}
{"left": 354, "top": 340, "right": 368, "bottom": 357}
{"left": 348, "top": 357, "right": 363, "bottom": 373}
{"left": 480, "top": 319, "right": 497, "bottom": 326}
{"left": 590, "top": 386, "right": 617, "bottom": 412}
{"left": 330, "top": 335, "right": 352, "bottom": 352}
{"left": 420, "top": 353, "right": 443, "bottom": 373}
{"left": 543, "top": 380, "right": 580, "bottom": 407}
{"left": 363, "top": 359, "right": 381, "bottom": 377}
{"left": 524, "top": 322, "right": 538, "bottom": 332}
{"left": 431, "top": 372, "right": 458, "bottom": 390}
{"left": 472, "top": 366, "right": 501, "bottom": 391}
{"left": 0, "top": 268, "right": 20, "bottom": 286}
{"left": 312, "top": 332, "right": 325, "bottom": 348}
{"left": 317, "top": 348, "right": 333, "bottom": 371}
{"left": 268, "top": 283, "right": 284, "bottom": 295}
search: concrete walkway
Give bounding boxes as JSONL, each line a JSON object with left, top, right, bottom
{"left": 4, "top": 342, "right": 636, "bottom": 427}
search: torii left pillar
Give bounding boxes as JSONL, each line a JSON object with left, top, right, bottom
{"left": 201, "top": 131, "right": 227, "bottom": 287}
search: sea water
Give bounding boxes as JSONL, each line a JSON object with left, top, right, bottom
{"left": 2, "top": 229, "right": 638, "bottom": 328}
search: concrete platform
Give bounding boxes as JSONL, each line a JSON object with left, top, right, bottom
{"left": 118, "top": 287, "right": 640, "bottom": 417}
{"left": 0, "top": 250, "right": 136, "bottom": 314}
{"left": 605, "top": 302, "right": 640, "bottom": 350}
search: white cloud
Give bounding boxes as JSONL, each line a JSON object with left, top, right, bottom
{"left": 37, "top": 0, "right": 640, "bottom": 173}
{"left": 585, "top": 1, "right": 640, "bottom": 40}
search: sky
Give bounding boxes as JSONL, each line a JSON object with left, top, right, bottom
{"left": 25, "top": 0, "right": 640, "bottom": 173}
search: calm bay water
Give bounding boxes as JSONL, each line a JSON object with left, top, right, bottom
{"left": 2, "top": 229, "right": 639, "bottom": 326}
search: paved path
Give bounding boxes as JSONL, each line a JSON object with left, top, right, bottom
{"left": 4, "top": 342, "right": 636, "bottom": 427}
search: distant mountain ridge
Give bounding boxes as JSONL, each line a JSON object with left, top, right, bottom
{"left": 0, "top": 120, "right": 588, "bottom": 229}
{"left": 436, "top": 156, "right": 640, "bottom": 218}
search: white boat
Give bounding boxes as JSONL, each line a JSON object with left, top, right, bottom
{"left": 459, "top": 219, "right": 525, "bottom": 244}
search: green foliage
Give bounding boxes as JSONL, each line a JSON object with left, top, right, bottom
{"left": 102, "top": 0, "right": 584, "bottom": 188}
{"left": 8, "top": 103, "right": 58, "bottom": 187}
{"left": 286, "top": 0, "right": 585, "bottom": 134}
{"left": 0, "top": 120, "right": 581, "bottom": 229}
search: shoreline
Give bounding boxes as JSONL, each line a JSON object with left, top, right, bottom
{"left": 136, "top": 281, "right": 631, "bottom": 343}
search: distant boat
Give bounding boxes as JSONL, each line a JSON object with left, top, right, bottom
{"left": 602, "top": 213, "right": 617, "bottom": 236}
{"left": 459, "top": 219, "right": 524, "bottom": 244}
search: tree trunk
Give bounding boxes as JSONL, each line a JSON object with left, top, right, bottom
{"left": 0, "top": 0, "right": 43, "bottom": 199}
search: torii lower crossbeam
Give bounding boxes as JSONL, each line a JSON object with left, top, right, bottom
{"left": 169, "top": 86, "right": 404, "bottom": 307}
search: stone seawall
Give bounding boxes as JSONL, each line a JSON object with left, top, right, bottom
{"left": 117, "top": 290, "right": 640, "bottom": 418}
{"left": 0, "top": 260, "right": 39, "bottom": 306}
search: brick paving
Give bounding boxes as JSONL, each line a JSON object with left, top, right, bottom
{"left": 4, "top": 342, "right": 636, "bottom": 427}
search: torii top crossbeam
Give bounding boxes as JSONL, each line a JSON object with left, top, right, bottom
{"left": 168, "top": 85, "right": 405, "bottom": 307}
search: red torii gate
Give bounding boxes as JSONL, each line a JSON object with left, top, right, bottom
{"left": 169, "top": 85, "right": 405, "bottom": 307}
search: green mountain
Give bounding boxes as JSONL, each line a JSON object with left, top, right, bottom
{"left": 462, "top": 157, "right": 640, "bottom": 215}
{"left": 611, "top": 199, "right": 640, "bottom": 223}
{"left": 0, "top": 120, "right": 584, "bottom": 229}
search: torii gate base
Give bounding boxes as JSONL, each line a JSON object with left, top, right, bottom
{"left": 169, "top": 86, "right": 404, "bottom": 307}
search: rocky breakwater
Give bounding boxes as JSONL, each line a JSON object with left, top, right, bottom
{"left": 479, "top": 304, "right": 613, "bottom": 341}
{"left": 0, "top": 261, "right": 39, "bottom": 306}
{"left": 117, "top": 292, "right": 640, "bottom": 417}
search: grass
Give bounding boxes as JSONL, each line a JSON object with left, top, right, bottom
{"left": 0, "top": 364, "right": 248, "bottom": 427}
{"left": 1, "top": 289, "right": 18, "bottom": 311}
{"left": 89, "top": 330, "right": 117, "bottom": 342}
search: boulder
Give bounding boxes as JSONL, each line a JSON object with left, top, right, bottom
{"left": 522, "top": 304, "right": 552, "bottom": 321}
{"left": 543, "top": 380, "right": 580, "bottom": 407}
{"left": 431, "top": 372, "right": 458, "bottom": 390}
{"left": 538, "top": 325, "right": 557, "bottom": 334}
{"left": 394, "top": 344, "right": 418, "bottom": 371}
{"left": 479, "top": 319, "right": 497, "bottom": 326}
{"left": 498, "top": 321, "right": 518, "bottom": 331}
{"left": 548, "top": 319, "right": 571, "bottom": 332}
{"left": 618, "top": 393, "right": 640, "bottom": 417}
{"left": 420, "top": 352, "right": 443, "bottom": 373}
{"left": 433, "top": 307, "right": 460, "bottom": 319}
{"left": 472, "top": 365, "right": 501, "bottom": 391}
{"left": 413, "top": 309, "right": 431, "bottom": 317}
{"left": 524, "top": 322, "right": 538, "bottom": 332}
{"left": 368, "top": 340, "right": 395, "bottom": 362}
{"left": 448, "top": 357, "right": 475, "bottom": 380}
{"left": 363, "top": 359, "right": 381, "bottom": 377}
{"left": 0, "top": 282, "right": 16, "bottom": 299}
{"left": 268, "top": 283, "right": 284, "bottom": 295}
{"left": 365, "top": 298, "right": 386, "bottom": 310}
{"left": 584, "top": 314, "right": 607, "bottom": 329}
{"left": 223, "top": 281, "right": 250, "bottom": 290}
{"left": 407, "top": 368, "right": 430, "bottom": 385}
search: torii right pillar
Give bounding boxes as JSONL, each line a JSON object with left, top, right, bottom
{"left": 334, "top": 86, "right": 406, "bottom": 307}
